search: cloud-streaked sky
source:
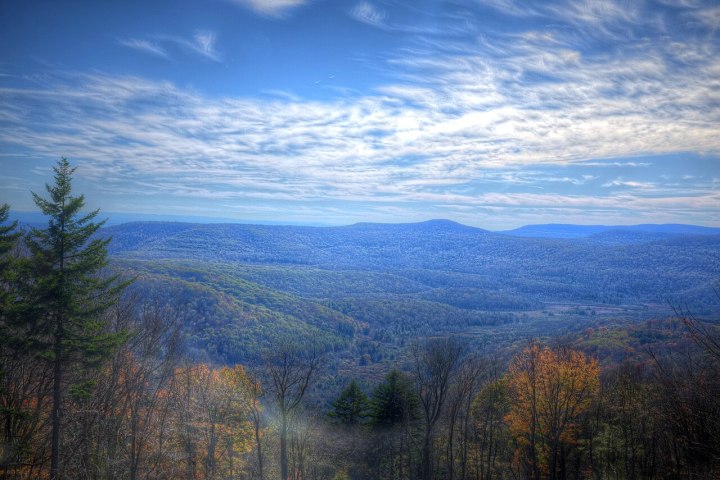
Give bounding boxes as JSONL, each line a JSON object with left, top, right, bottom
{"left": 1, "top": 0, "right": 718, "bottom": 228}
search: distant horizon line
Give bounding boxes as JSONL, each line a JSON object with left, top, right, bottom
{"left": 7, "top": 209, "right": 720, "bottom": 233}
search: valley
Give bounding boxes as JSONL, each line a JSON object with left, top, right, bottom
{"left": 103, "top": 220, "right": 720, "bottom": 371}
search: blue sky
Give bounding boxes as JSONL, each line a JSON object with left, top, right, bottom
{"left": 0, "top": 0, "right": 718, "bottom": 229}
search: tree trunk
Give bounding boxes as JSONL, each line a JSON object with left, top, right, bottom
{"left": 280, "top": 411, "right": 288, "bottom": 480}
{"left": 423, "top": 425, "right": 433, "bottom": 480}
{"left": 255, "top": 413, "right": 264, "bottom": 480}
{"left": 130, "top": 406, "right": 139, "bottom": 480}
{"left": 447, "top": 416, "right": 455, "bottom": 480}
{"left": 50, "top": 313, "right": 63, "bottom": 480}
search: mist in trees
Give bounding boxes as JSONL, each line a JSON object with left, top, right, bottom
{"left": 263, "top": 342, "right": 319, "bottom": 480}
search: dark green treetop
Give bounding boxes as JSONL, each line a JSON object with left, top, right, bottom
{"left": 0, "top": 203, "right": 20, "bottom": 331}
{"left": 0, "top": 204, "right": 19, "bottom": 260}
{"left": 369, "top": 369, "right": 419, "bottom": 427}
{"left": 329, "top": 379, "right": 370, "bottom": 426}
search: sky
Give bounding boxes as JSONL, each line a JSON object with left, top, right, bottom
{"left": 0, "top": 0, "right": 719, "bottom": 229}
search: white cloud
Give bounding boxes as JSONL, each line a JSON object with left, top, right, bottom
{"left": 579, "top": 161, "right": 651, "bottom": 167}
{"left": 157, "top": 31, "right": 221, "bottom": 61}
{"left": 229, "top": 0, "right": 308, "bottom": 17}
{"left": 119, "top": 31, "right": 220, "bottom": 61}
{"left": 478, "top": 0, "right": 646, "bottom": 40}
{"left": 349, "top": 2, "right": 387, "bottom": 28}
{"left": 191, "top": 31, "right": 218, "bottom": 60}
{"left": 602, "top": 179, "right": 657, "bottom": 189}
{"left": 691, "top": 5, "right": 720, "bottom": 31}
{"left": 117, "top": 38, "right": 168, "bottom": 58}
{"left": 2, "top": 0, "right": 720, "bottom": 225}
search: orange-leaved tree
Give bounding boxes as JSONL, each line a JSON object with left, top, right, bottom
{"left": 505, "top": 342, "right": 599, "bottom": 480}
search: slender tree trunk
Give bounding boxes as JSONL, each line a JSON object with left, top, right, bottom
{"left": 50, "top": 312, "right": 63, "bottom": 480}
{"left": 423, "top": 425, "right": 433, "bottom": 480}
{"left": 399, "top": 433, "right": 404, "bottom": 480}
{"left": 51, "top": 202, "right": 67, "bottom": 480}
{"left": 460, "top": 401, "right": 471, "bottom": 480}
{"left": 550, "top": 439, "right": 558, "bottom": 480}
{"left": 130, "top": 406, "right": 139, "bottom": 480}
{"left": 448, "top": 417, "right": 455, "bottom": 480}
{"left": 530, "top": 376, "right": 540, "bottom": 480}
{"left": 207, "top": 420, "right": 217, "bottom": 479}
{"left": 254, "top": 413, "right": 264, "bottom": 480}
{"left": 280, "top": 411, "right": 288, "bottom": 480}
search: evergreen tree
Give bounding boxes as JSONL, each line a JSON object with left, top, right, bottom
{"left": 329, "top": 380, "right": 369, "bottom": 426}
{"left": 0, "top": 203, "right": 26, "bottom": 473}
{"left": 0, "top": 204, "right": 18, "bottom": 261}
{"left": 369, "top": 370, "right": 419, "bottom": 427}
{"left": 368, "top": 370, "right": 420, "bottom": 479}
{"left": 0, "top": 203, "right": 20, "bottom": 315}
{"left": 23, "top": 158, "right": 128, "bottom": 479}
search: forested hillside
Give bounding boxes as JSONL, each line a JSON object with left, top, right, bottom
{"left": 100, "top": 220, "right": 720, "bottom": 364}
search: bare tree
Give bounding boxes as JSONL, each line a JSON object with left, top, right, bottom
{"left": 264, "top": 343, "right": 319, "bottom": 480}
{"left": 121, "top": 299, "right": 184, "bottom": 480}
{"left": 412, "top": 337, "right": 464, "bottom": 480}
{"left": 444, "top": 355, "right": 487, "bottom": 480}
{"left": 673, "top": 296, "right": 720, "bottom": 364}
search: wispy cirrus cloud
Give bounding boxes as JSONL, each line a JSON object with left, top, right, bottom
{"left": 117, "top": 38, "right": 168, "bottom": 58}
{"left": 2, "top": 0, "right": 719, "bottom": 227}
{"left": 189, "top": 31, "right": 218, "bottom": 60}
{"left": 602, "top": 179, "right": 657, "bottom": 189}
{"left": 1, "top": 62, "right": 717, "bottom": 226}
{"left": 119, "top": 30, "right": 220, "bottom": 61}
{"left": 349, "top": 2, "right": 388, "bottom": 28}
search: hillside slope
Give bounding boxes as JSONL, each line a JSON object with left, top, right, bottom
{"left": 104, "top": 220, "right": 720, "bottom": 362}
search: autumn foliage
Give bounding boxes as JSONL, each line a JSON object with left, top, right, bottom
{"left": 505, "top": 343, "right": 600, "bottom": 480}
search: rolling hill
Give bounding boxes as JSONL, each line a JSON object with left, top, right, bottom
{"left": 102, "top": 220, "right": 720, "bottom": 363}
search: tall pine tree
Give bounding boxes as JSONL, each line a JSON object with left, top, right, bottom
{"left": 0, "top": 204, "right": 18, "bottom": 262}
{"left": 24, "top": 158, "right": 128, "bottom": 479}
{"left": 0, "top": 203, "right": 19, "bottom": 316}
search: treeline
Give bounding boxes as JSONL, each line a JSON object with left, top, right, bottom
{"left": 322, "top": 333, "right": 720, "bottom": 480}
{"left": 1, "top": 159, "right": 719, "bottom": 479}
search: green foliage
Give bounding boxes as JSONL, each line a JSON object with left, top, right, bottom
{"left": 0, "top": 203, "right": 20, "bottom": 320}
{"left": 67, "top": 379, "right": 96, "bottom": 401}
{"left": 0, "top": 203, "right": 19, "bottom": 260}
{"left": 114, "top": 260, "right": 353, "bottom": 362}
{"left": 329, "top": 380, "right": 370, "bottom": 426}
{"left": 0, "top": 158, "right": 132, "bottom": 479}
{"left": 18, "top": 157, "right": 129, "bottom": 361}
{"left": 369, "top": 370, "right": 419, "bottom": 427}
{"left": 94, "top": 218, "right": 720, "bottom": 370}
{"left": 103, "top": 219, "right": 720, "bottom": 314}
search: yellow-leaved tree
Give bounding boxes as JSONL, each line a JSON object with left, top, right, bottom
{"left": 171, "top": 363, "right": 255, "bottom": 479}
{"left": 505, "top": 342, "right": 599, "bottom": 480}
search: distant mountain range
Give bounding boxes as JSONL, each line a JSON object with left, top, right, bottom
{"left": 102, "top": 218, "right": 720, "bottom": 264}
{"left": 13, "top": 210, "right": 720, "bottom": 238}
{"left": 500, "top": 223, "right": 720, "bottom": 240}
{"left": 93, "top": 218, "right": 720, "bottom": 363}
